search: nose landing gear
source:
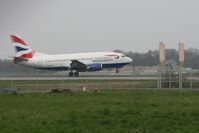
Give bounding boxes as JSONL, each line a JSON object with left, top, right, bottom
{"left": 116, "top": 68, "right": 119, "bottom": 73}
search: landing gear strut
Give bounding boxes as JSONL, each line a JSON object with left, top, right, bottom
{"left": 69, "top": 71, "right": 79, "bottom": 77}
{"left": 116, "top": 68, "right": 119, "bottom": 73}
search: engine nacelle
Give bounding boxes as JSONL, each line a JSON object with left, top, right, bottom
{"left": 87, "top": 63, "right": 103, "bottom": 71}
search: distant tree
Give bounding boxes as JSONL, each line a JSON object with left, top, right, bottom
{"left": 165, "top": 49, "right": 178, "bottom": 62}
{"left": 185, "top": 48, "right": 199, "bottom": 69}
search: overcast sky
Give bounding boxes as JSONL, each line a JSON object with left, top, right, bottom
{"left": 0, "top": 0, "right": 199, "bottom": 58}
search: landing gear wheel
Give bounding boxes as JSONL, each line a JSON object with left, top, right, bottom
{"left": 116, "top": 68, "right": 119, "bottom": 73}
{"left": 74, "top": 71, "right": 79, "bottom": 77}
{"left": 69, "top": 71, "right": 74, "bottom": 77}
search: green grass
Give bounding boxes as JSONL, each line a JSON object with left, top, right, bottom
{"left": 1, "top": 90, "right": 199, "bottom": 133}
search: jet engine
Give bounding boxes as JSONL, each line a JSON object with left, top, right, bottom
{"left": 87, "top": 63, "right": 103, "bottom": 71}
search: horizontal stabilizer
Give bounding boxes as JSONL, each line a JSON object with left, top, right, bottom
{"left": 13, "top": 57, "right": 28, "bottom": 64}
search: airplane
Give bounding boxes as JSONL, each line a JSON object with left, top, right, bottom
{"left": 10, "top": 33, "right": 132, "bottom": 77}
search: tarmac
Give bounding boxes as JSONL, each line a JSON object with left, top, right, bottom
{"left": 0, "top": 76, "right": 157, "bottom": 80}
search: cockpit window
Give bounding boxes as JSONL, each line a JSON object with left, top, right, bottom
{"left": 121, "top": 55, "right": 125, "bottom": 58}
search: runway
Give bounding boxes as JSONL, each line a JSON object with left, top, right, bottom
{"left": 0, "top": 76, "right": 157, "bottom": 81}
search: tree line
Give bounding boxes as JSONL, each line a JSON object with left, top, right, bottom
{"left": 0, "top": 60, "right": 52, "bottom": 76}
{"left": 115, "top": 48, "right": 199, "bottom": 69}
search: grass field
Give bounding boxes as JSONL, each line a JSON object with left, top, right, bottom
{"left": 1, "top": 89, "right": 199, "bottom": 133}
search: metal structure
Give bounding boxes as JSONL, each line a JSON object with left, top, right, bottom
{"left": 179, "top": 42, "right": 185, "bottom": 88}
{"left": 157, "top": 42, "right": 192, "bottom": 89}
{"left": 158, "top": 59, "right": 181, "bottom": 88}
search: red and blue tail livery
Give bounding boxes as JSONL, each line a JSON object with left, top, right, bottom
{"left": 10, "top": 34, "right": 34, "bottom": 59}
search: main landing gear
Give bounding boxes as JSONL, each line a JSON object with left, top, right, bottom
{"left": 69, "top": 71, "right": 79, "bottom": 77}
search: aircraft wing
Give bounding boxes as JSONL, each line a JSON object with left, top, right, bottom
{"left": 70, "top": 60, "right": 87, "bottom": 71}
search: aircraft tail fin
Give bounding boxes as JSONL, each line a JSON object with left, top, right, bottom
{"left": 10, "top": 33, "right": 34, "bottom": 60}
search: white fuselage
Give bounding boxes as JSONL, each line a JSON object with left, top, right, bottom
{"left": 19, "top": 52, "right": 132, "bottom": 71}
